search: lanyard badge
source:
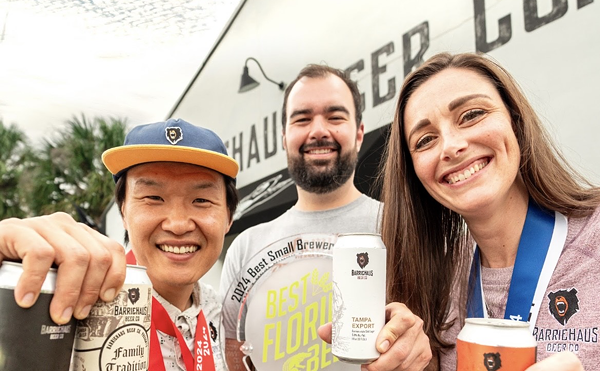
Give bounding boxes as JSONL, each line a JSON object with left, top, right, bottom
{"left": 149, "top": 297, "right": 216, "bottom": 371}
{"left": 467, "top": 201, "right": 568, "bottom": 331}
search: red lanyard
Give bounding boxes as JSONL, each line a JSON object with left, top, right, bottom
{"left": 149, "top": 297, "right": 216, "bottom": 371}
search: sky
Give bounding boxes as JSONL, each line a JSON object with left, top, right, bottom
{"left": 0, "top": 0, "right": 240, "bottom": 147}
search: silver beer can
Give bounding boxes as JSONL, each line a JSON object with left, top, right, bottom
{"left": 457, "top": 318, "right": 537, "bottom": 371}
{"left": 0, "top": 261, "right": 76, "bottom": 370}
{"left": 332, "top": 233, "right": 386, "bottom": 364}
{"left": 71, "top": 265, "right": 152, "bottom": 371}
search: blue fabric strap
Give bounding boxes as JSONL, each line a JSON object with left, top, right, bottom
{"left": 467, "top": 201, "right": 556, "bottom": 321}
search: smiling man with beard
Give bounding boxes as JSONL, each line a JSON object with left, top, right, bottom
{"left": 220, "top": 65, "right": 431, "bottom": 371}
{"left": 287, "top": 136, "right": 356, "bottom": 194}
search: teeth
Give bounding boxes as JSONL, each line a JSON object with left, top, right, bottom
{"left": 159, "top": 245, "right": 199, "bottom": 254}
{"left": 308, "top": 149, "right": 332, "bottom": 154}
{"left": 447, "top": 161, "right": 488, "bottom": 184}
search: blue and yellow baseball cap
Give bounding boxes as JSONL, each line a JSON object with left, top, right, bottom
{"left": 102, "top": 118, "right": 238, "bottom": 182}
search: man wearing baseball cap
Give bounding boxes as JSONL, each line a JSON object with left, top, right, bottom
{"left": 0, "top": 118, "right": 238, "bottom": 371}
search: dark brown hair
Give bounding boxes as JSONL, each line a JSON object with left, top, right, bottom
{"left": 379, "top": 52, "right": 600, "bottom": 357}
{"left": 281, "top": 64, "right": 362, "bottom": 130}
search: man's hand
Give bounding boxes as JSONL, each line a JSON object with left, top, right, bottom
{"left": 0, "top": 213, "right": 127, "bottom": 324}
{"left": 225, "top": 338, "right": 250, "bottom": 371}
{"left": 318, "top": 302, "right": 431, "bottom": 371}
{"left": 525, "top": 352, "right": 584, "bottom": 371}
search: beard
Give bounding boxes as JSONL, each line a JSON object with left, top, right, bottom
{"left": 287, "top": 140, "right": 358, "bottom": 194}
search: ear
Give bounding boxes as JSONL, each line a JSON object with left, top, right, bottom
{"left": 356, "top": 122, "right": 365, "bottom": 152}
{"left": 121, "top": 204, "right": 128, "bottom": 230}
{"left": 282, "top": 129, "right": 288, "bottom": 151}
{"left": 225, "top": 217, "right": 233, "bottom": 235}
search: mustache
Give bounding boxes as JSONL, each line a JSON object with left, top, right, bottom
{"left": 299, "top": 140, "right": 341, "bottom": 152}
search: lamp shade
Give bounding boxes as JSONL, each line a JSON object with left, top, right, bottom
{"left": 239, "top": 66, "right": 260, "bottom": 93}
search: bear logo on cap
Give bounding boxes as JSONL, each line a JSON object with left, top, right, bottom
{"left": 165, "top": 126, "right": 183, "bottom": 145}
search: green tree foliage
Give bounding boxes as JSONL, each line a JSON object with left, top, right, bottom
{"left": 0, "top": 120, "right": 36, "bottom": 219}
{"left": 27, "top": 114, "right": 128, "bottom": 229}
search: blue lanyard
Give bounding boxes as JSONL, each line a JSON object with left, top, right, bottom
{"left": 467, "top": 201, "right": 556, "bottom": 322}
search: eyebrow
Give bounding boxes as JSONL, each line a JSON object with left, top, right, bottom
{"left": 133, "top": 178, "right": 161, "bottom": 189}
{"left": 289, "top": 108, "right": 313, "bottom": 120}
{"left": 289, "top": 105, "right": 350, "bottom": 120}
{"left": 325, "top": 105, "right": 350, "bottom": 115}
{"left": 407, "top": 93, "right": 493, "bottom": 143}
{"left": 132, "top": 178, "right": 219, "bottom": 191}
{"left": 407, "top": 119, "right": 431, "bottom": 144}
{"left": 447, "top": 93, "right": 491, "bottom": 111}
{"left": 192, "top": 182, "right": 220, "bottom": 191}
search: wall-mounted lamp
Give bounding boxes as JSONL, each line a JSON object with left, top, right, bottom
{"left": 239, "top": 57, "right": 285, "bottom": 93}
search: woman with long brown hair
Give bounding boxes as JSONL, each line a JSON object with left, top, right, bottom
{"left": 380, "top": 52, "right": 600, "bottom": 370}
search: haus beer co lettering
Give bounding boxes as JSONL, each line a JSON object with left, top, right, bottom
{"left": 223, "top": 0, "right": 595, "bottom": 175}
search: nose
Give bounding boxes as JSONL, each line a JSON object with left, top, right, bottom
{"left": 308, "top": 116, "right": 331, "bottom": 140}
{"left": 161, "top": 206, "right": 195, "bottom": 235}
{"left": 440, "top": 127, "right": 468, "bottom": 160}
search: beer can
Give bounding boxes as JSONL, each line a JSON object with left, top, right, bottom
{"left": 331, "top": 233, "right": 386, "bottom": 364}
{"left": 71, "top": 265, "right": 152, "bottom": 371}
{"left": 457, "top": 318, "right": 537, "bottom": 371}
{"left": 0, "top": 261, "right": 77, "bottom": 370}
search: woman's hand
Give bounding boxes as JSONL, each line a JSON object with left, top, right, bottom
{"left": 525, "top": 352, "right": 584, "bottom": 371}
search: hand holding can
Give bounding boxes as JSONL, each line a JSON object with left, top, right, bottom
{"left": 0, "top": 213, "right": 126, "bottom": 324}
{"left": 0, "top": 261, "right": 76, "bottom": 371}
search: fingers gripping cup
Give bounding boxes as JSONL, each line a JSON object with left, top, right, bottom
{"left": 0, "top": 261, "right": 77, "bottom": 370}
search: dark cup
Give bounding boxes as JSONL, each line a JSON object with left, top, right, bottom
{"left": 0, "top": 263, "right": 76, "bottom": 370}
